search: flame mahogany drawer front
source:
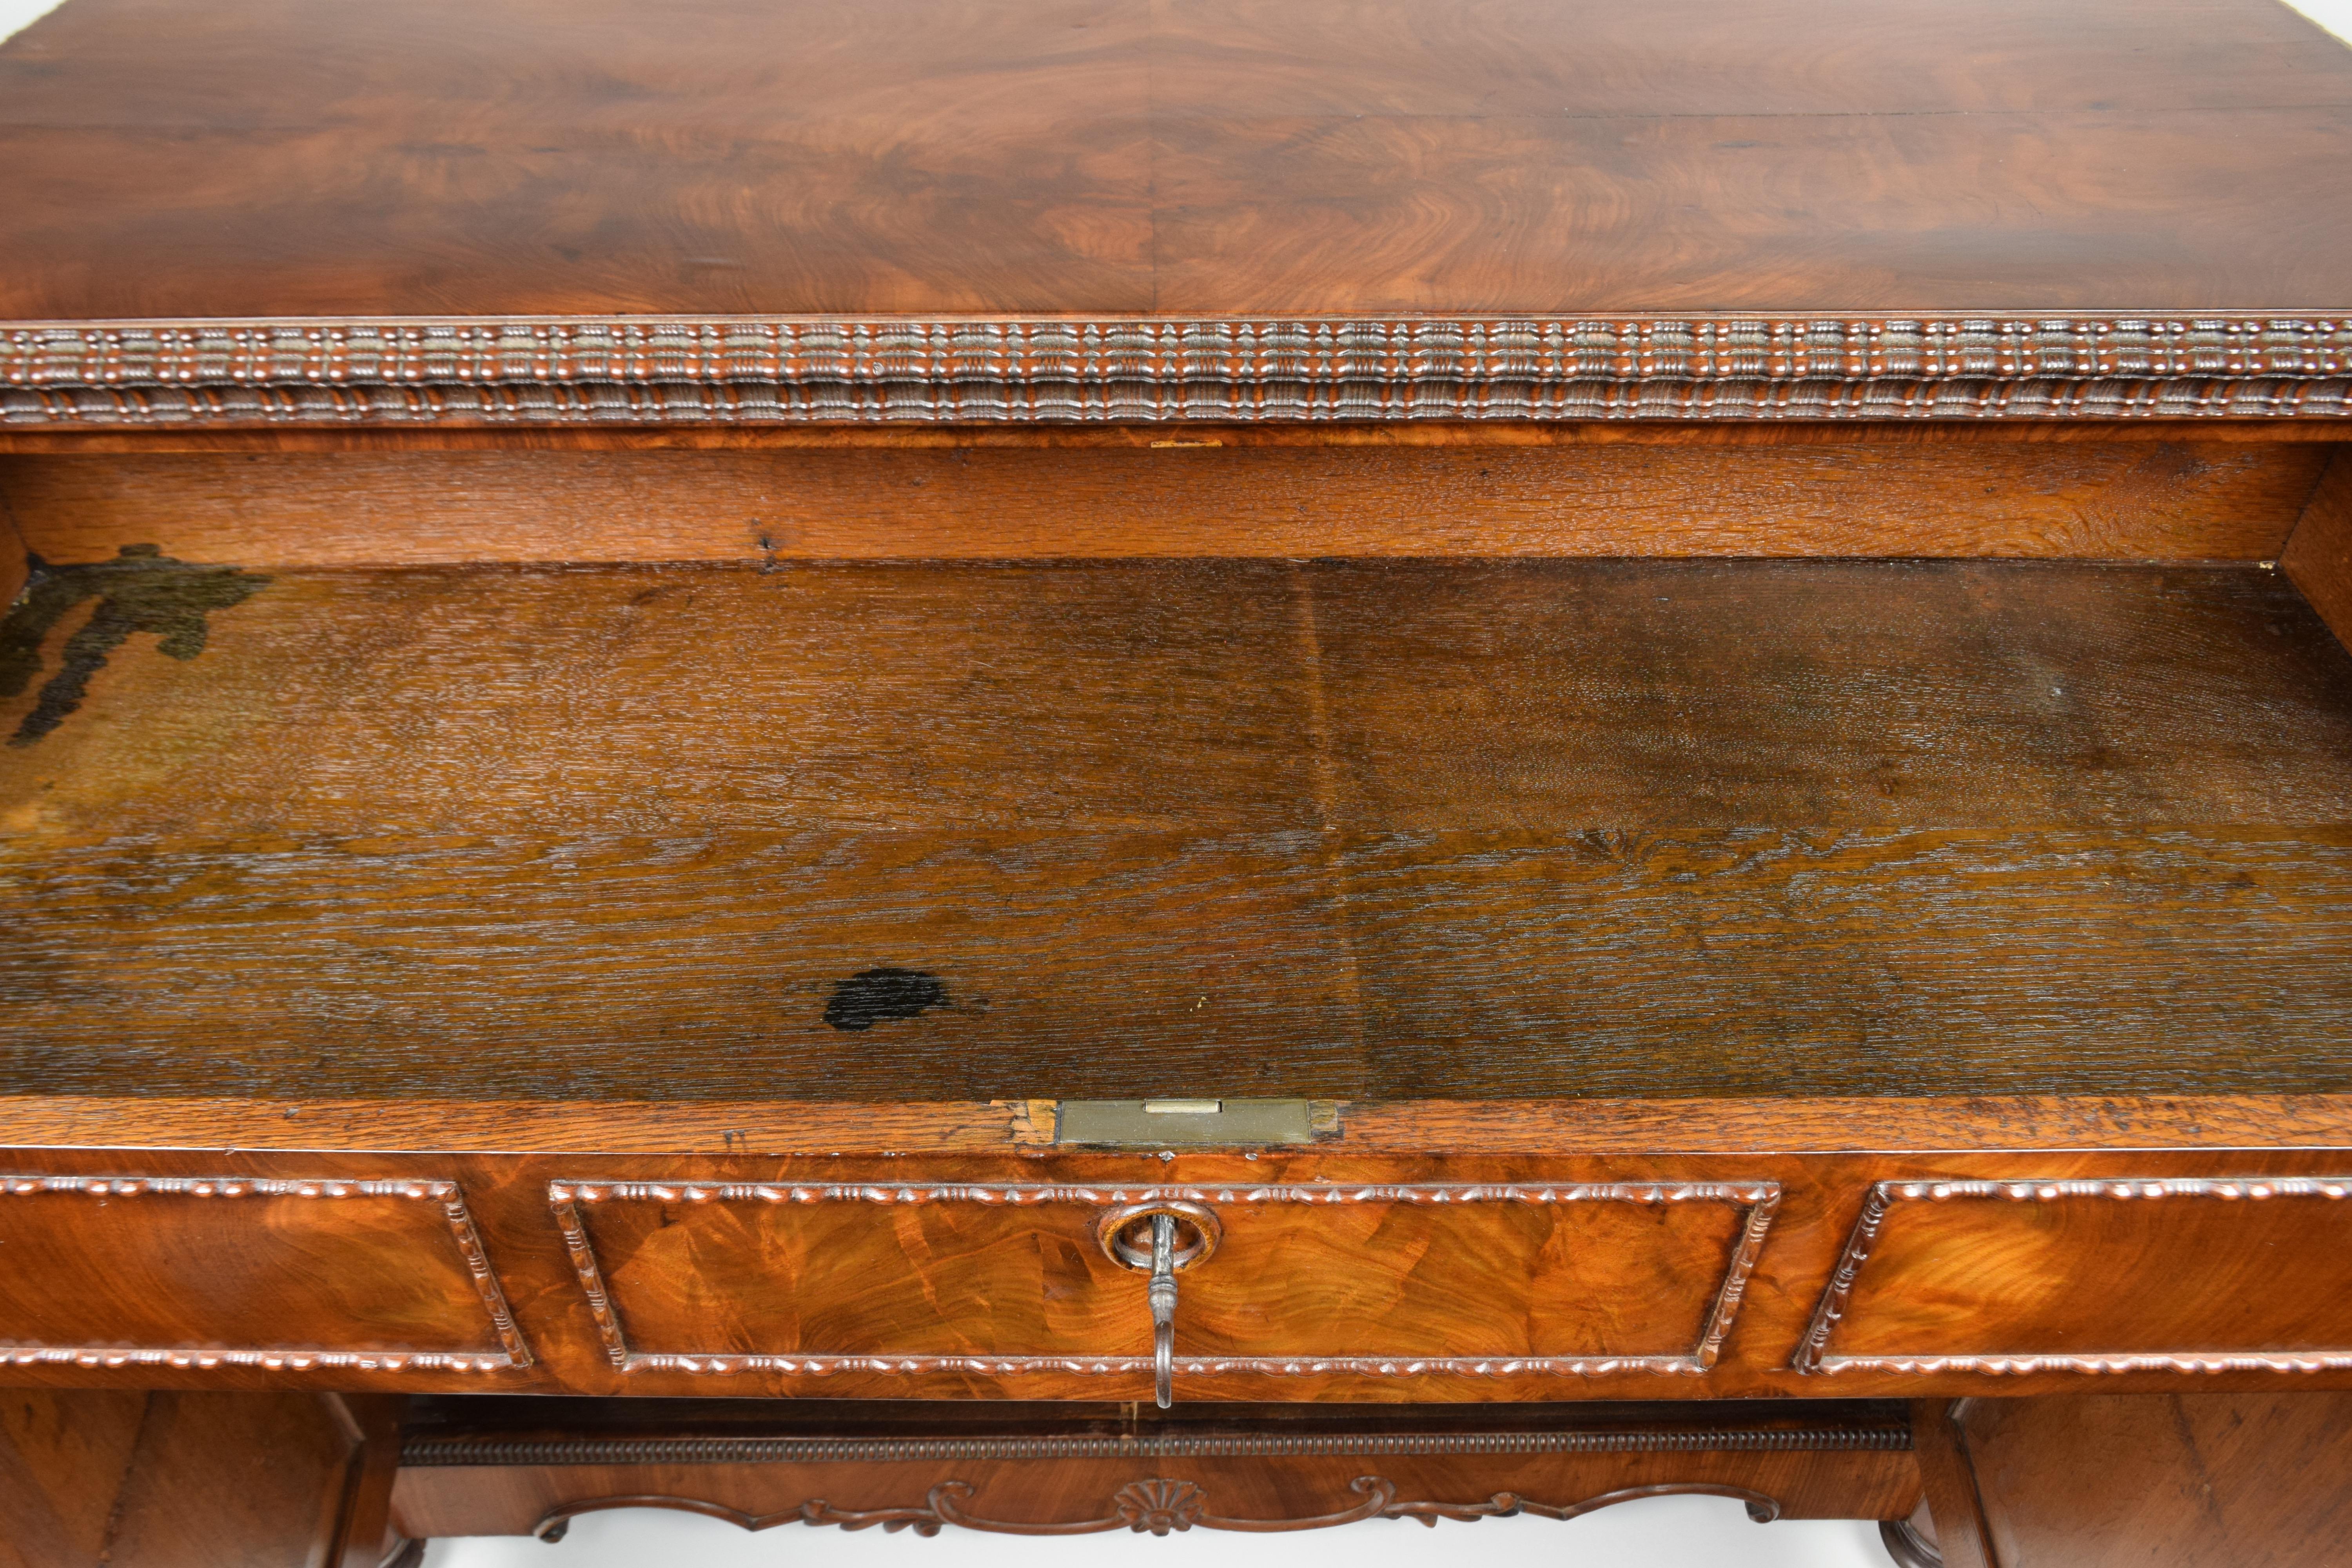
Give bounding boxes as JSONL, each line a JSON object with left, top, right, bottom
{"left": 14, "top": 1160, "right": 2352, "bottom": 1400}
{"left": 1801, "top": 1177, "right": 2352, "bottom": 1379}
{"left": 547, "top": 1180, "right": 1781, "bottom": 1388}
{"left": 0, "top": 1174, "right": 530, "bottom": 1375}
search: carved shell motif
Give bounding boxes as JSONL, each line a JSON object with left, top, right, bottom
{"left": 1114, "top": 1479, "right": 1207, "bottom": 1535}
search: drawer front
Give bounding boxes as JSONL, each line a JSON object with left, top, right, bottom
{"left": 0, "top": 1174, "right": 528, "bottom": 1372}
{"left": 550, "top": 1180, "right": 1778, "bottom": 1383}
{"left": 1798, "top": 1177, "right": 2352, "bottom": 1375}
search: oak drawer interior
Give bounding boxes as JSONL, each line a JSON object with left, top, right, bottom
{"left": 2, "top": 436, "right": 2348, "bottom": 1109}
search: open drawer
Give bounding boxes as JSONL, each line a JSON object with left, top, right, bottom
{"left": 1, "top": 430, "right": 2350, "bottom": 1399}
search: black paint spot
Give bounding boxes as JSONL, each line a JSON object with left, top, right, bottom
{"left": 823, "top": 968, "right": 950, "bottom": 1031}
{"left": 0, "top": 546, "right": 270, "bottom": 746}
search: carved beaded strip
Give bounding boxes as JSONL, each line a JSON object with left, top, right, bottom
{"left": 1794, "top": 1176, "right": 2352, "bottom": 1376}
{"left": 4, "top": 315, "right": 2346, "bottom": 426}
{"left": 548, "top": 1179, "right": 1780, "bottom": 1378}
{"left": 546, "top": 1180, "right": 1780, "bottom": 1205}
{"left": 405, "top": 1425, "right": 1912, "bottom": 1467}
{"left": 610, "top": 1352, "right": 1719, "bottom": 1377}
{"left": 0, "top": 1172, "right": 531, "bottom": 1371}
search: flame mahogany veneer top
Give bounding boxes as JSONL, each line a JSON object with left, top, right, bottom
{"left": 3, "top": 0, "right": 2350, "bottom": 321}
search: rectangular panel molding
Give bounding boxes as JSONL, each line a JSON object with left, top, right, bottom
{"left": 1797, "top": 1177, "right": 2352, "bottom": 1376}
{"left": 550, "top": 1180, "right": 1780, "bottom": 1382}
{"left": 0, "top": 1173, "right": 531, "bottom": 1373}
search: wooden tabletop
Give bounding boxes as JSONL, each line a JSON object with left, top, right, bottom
{"left": 5, "top": 0, "right": 2352, "bottom": 320}
{"left": 2, "top": 0, "right": 2349, "bottom": 427}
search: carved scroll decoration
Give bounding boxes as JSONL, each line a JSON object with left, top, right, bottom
{"left": 0, "top": 1173, "right": 530, "bottom": 1372}
{"left": 1795, "top": 1176, "right": 2352, "bottom": 1376}
{"left": 529, "top": 1477, "right": 1786, "bottom": 1542}
{"left": 547, "top": 1180, "right": 1780, "bottom": 1381}
{"left": 4, "top": 314, "right": 2346, "bottom": 428}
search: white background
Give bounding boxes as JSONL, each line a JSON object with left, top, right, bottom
{"left": 0, "top": 0, "right": 2344, "bottom": 1562}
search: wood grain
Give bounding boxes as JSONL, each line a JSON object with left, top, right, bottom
{"left": 0, "top": 1177, "right": 522, "bottom": 1372}
{"left": 4, "top": 561, "right": 2352, "bottom": 1103}
{"left": 1809, "top": 1179, "right": 2352, "bottom": 1374}
{"left": 0, "top": 494, "right": 25, "bottom": 612}
{"left": 0, "top": 443, "right": 2324, "bottom": 567}
{"left": 18, "top": 817, "right": 2298, "bottom": 1104}
{"left": 0, "top": 1390, "right": 398, "bottom": 1568}
{"left": 1907, "top": 1401, "right": 1995, "bottom": 1568}
{"left": 390, "top": 1397, "right": 1920, "bottom": 1539}
{"left": 3, "top": 421, "right": 2348, "bottom": 455}
{"left": 10, "top": 1093, "right": 2352, "bottom": 1159}
{"left": 1148, "top": 107, "right": 2352, "bottom": 317}
{"left": 325, "top": 1394, "right": 410, "bottom": 1568}
{"left": 2, "top": 0, "right": 2348, "bottom": 318}
{"left": 5, "top": 1145, "right": 2352, "bottom": 1403}
{"left": 1963, "top": 1392, "right": 2352, "bottom": 1568}
{"left": 556, "top": 1180, "right": 1763, "bottom": 1375}
{"left": 1308, "top": 560, "right": 2352, "bottom": 831}
{"left": 2283, "top": 450, "right": 2352, "bottom": 652}
{"left": 0, "top": 1389, "right": 146, "bottom": 1568}
{"left": 6, "top": 561, "right": 2350, "bottom": 840}
{"left": 1338, "top": 827, "right": 2352, "bottom": 1102}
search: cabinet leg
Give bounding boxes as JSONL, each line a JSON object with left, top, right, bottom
{"left": 1910, "top": 1400, "right": 1997, "bottom": 1568}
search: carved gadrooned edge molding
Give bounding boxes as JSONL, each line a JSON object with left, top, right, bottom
{"left": 528, "top": 1478, "right": 1786, "bottom": 1541}
{"left": 1793, "top": 1176, "right": 2352, "bottom": 1376}
{"left": 405, "top": 1425, "right": 1912, "bottom": 1467}
{"left": 3, "top": 315, "right": 2348, "bottom": 426}
{"left": 547, "top": 1180, "right": 1779, "bottom": 1379}
{"left": 0, "top": 1173, "right": 531, "bottom": 1371}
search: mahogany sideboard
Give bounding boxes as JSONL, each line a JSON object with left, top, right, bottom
{"left": 4, "top": 0, "right": 2352, "bottom": 1561}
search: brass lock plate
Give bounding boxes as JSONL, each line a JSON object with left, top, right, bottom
{"left": 1053, "top": 1098, "right": 1333, "bottom": 1147}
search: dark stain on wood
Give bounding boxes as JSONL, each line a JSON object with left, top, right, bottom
{"left": 823, "top": 968, "right": 952, "bottom": 1032}
{"left": 3, "top": 559, "right": 2350, "bottom": 1103}
{"left": 0, "top": 544, "right": 268, "bottom": 745}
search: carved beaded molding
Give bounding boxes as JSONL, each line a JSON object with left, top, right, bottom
{"left": 1795, "top": 1176, "right": 2352, "bottom": 1377}
{"left": 528, "top": 1478, "right": 1788, "bottom": 1541}
{"left": 546, "top": 1180, "right": 1780, "bottom": 1380}
{"left": 407, "top": 1424, "right": 1911, "bottom": 1468}
{"left": 0, "top": 1174, "right": 531, "bottom": 1372}
{"left": 4, "top": 315, "right": 2348, "bottom": 426}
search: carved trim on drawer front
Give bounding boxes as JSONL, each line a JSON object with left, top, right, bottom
{"left": 528, "top": 1477, "right": 1786, "bottom": 1541}
{"left": 1794, "top": 1176, "right": 2352, "bottom": 1376}
{"left": 544, "top": 1180, "right": 1781, "bottom": 1205}
{"left": 0, "top": 1174, "right": 531, "bottom": 1371}
{"left": 547, "top": 1180, "right": 1780, "bottom": 1379}
{"left": 4, "top": 315, "right": 2346, "bottom": 428}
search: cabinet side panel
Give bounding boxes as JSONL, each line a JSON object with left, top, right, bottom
{"left": 1965, "top": 1392, "right": 2352, "bottom": 1568}
{"left": 0, "top": 475, "right": 26, "bottom": 609}
{"left": 2283, "top": 449, "right": 2352, "bottom": 653}
{"left": 0, "top": 1390, "right": 370, "bottom": 1568}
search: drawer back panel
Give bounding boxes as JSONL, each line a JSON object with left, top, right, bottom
{"left": 0, "top": 439, "right": 2328, "bottom": 567}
